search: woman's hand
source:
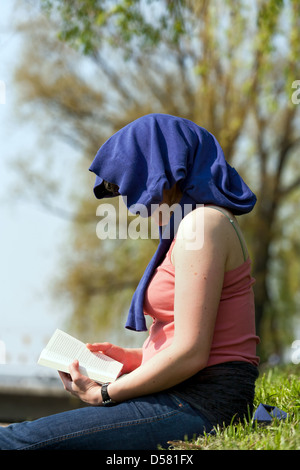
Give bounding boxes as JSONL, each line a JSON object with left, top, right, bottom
{"left": 86, "top": 342, "right": 142, "bottom": 374}
{"left": 58, "top": 344, "right": 142, "bottom": 405}
{"left": 59, "top": 360, "right": 102, "bottom": 406}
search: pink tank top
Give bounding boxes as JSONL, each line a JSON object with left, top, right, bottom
{"left": 142, "top": 237, "right": 260, "bottom": 367}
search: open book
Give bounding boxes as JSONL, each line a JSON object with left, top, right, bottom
{"left": 38, "top": 329, "right": 123, "bottom": 384}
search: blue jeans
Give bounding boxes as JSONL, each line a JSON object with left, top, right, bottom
{"left": 0, "top": 392, "right": 212, "bottom": 450}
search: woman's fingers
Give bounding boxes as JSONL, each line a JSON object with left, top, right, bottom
{"left": 58, "top": 360, "right": 102, "bottom": 406}
{"left": 86, "top": 343, "right": 126, "bottom": 369}
{"left": 58, "top": 360, "right": 83, "bottom": 393}
{"left": 86, "top": 342, "right": 112, "bottom": 352}
{"left": 68, "top": 359, "right": 81, "bottom": 382}
{"left": 58, "top": 370, "right": 73, "bottom": 392}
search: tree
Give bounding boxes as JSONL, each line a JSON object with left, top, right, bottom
{"left": 13, "top": 0, "right": 300, "bottom": 357}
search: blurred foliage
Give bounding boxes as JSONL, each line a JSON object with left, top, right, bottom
{"left": 13, "top": 0, "right": 300, "bottom": 356}
{"left": 41, "top": 0, "right": 188, "bottom": 55}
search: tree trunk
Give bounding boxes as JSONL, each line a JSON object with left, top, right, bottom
{"left": 251, "top": 196, "right": 277, "bottom": 350}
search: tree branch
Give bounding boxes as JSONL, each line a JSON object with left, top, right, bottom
{"left": 280, "top": 175, "right": 300, "bottom": 197}
{"left": 92, "top": 51, "right": 137, "bottom": 105}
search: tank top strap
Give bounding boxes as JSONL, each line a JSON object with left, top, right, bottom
{"left": 205, "top": 206, "right": 247, "bottom": 262}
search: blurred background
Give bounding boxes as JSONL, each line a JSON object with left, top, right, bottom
{"left": 0, "top": 0, "right": 299, "bottom": 422}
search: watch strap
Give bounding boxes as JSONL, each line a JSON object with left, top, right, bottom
{"left": 101, "top": 382, "right": 116, "bottom": 406}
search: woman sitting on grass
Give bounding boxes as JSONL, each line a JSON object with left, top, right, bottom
{"left": 0, "top": 113, "right": 260, "bottom": 450}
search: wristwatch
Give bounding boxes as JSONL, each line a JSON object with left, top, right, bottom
{"left": 101, "top": 382, "right": 116, "bottom": 406}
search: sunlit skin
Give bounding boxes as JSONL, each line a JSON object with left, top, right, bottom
{"left": 59, "top": 185, "right": 248, "bottom": 405}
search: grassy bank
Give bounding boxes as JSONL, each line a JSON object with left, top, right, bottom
{"left": 170, "top": 364, "right": 300, "bottom": 450}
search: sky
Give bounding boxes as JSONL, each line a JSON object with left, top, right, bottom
{"left": 0, "top": 1, "right": 72, "bottom": 377}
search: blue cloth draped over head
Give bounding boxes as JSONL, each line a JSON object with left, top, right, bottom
{"left": 89, "top": 113, "right": 256, "bottom": 331}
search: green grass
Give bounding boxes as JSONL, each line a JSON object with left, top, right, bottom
{"left": 169, "top": 364, "right": 300, "bottom": 450}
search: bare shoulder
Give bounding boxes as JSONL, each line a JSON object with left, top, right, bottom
{"left": 176, "top": 205, "right": 230, "bottom": 243}
{"left": 172, "top": 205, "right": 230, "bottom": 265}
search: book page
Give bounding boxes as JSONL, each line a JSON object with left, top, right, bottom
{"left": 39, "top": 329, "right": 123, "bottom": 382}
